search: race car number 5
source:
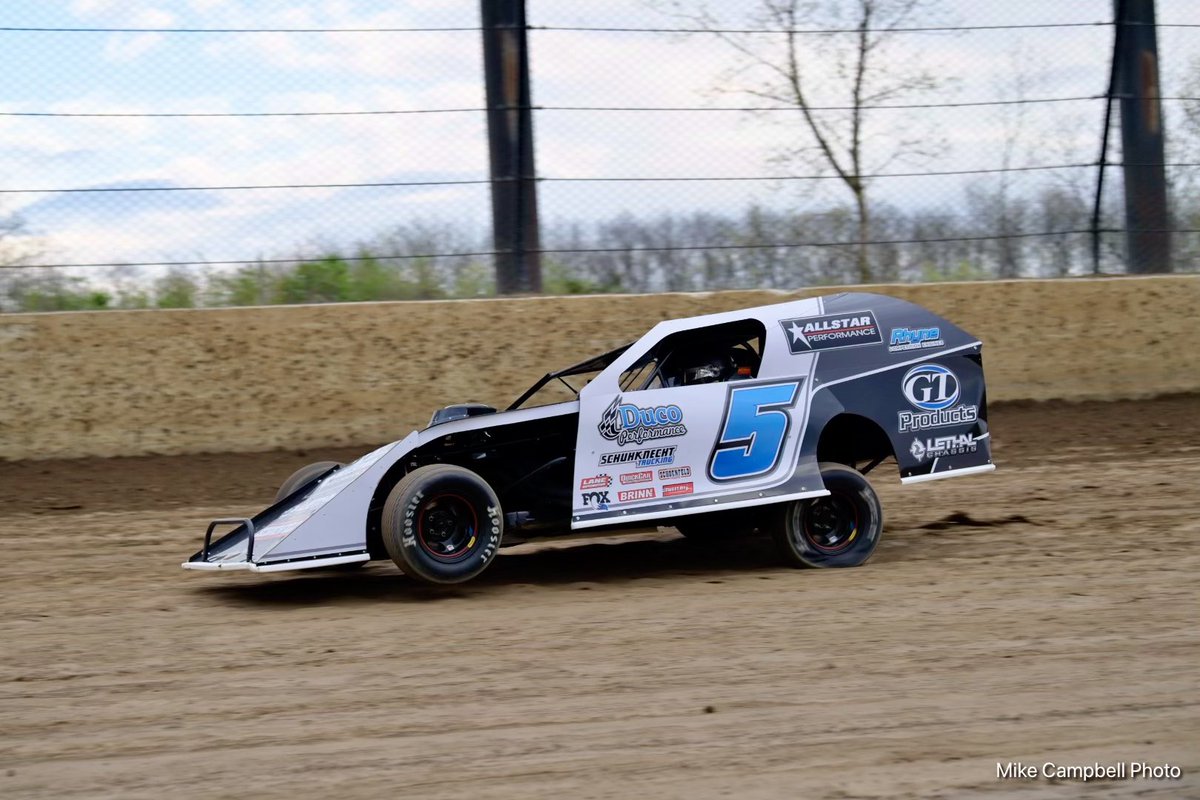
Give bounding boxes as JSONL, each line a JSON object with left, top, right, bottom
{"left": 708, "top": 381, "right": 801, "bottom": 481}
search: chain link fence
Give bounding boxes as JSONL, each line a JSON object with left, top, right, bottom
{"left": 1, "top": 0, "right": 1197, "bottom": 311}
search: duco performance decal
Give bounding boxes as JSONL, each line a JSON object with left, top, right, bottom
{"left": 898, "top": 364, "right": 978, "bottom": 432}
{"left": 780, "top": 311, "right": 881, "bottom": 353}
{"left": 598, "top": 396, "right": 688, "bottom": 446}
{"left": 709, "top": 380, "right": 802, "bottom": 482}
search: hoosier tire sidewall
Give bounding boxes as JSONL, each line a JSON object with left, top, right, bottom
{"left": 382, "top": 465, "right": 503, "bottom": 584}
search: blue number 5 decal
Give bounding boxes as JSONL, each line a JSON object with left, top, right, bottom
{"left": 708, "top": 381, "right": 801, "bottom": 481}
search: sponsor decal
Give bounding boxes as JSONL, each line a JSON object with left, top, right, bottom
{"left": 780, "top": 311, "right": 882, "bottom": 353}
{"left": 619, "top": 470, "right": 653, "bottom": 485}
{"left": 888, "top": 326, "right": 944, "bottom": 353}
{"left": 579, "top": 474, "right": 612, "bottom": 490}
{"left": 898, "top": 363, "right": 978, "bottom": 432}
{"left": 617, "top": 487, "right": 656, "bottom": 503}
{"left": 902, "top": 363, "right": 959, "bottom": 410}
{"left": 599, "top": 446, "right": 677, "bottom": 468}
{"left": 899, "top": 405, "right": 978, "bottom": 432}
{"left": 580, "top": 490, "right": 610, "bottom": 510}
{"left": 598, "top": 397, "right": 688, "bottom": 446}
{"left": 909, "top": 433, "right": 978, "bottom": 462}
{"left": 662, "top": 482, "right": 694, "bottom": 497}
{"left": 658, "top": 466, "right": 692, "bottom": 481}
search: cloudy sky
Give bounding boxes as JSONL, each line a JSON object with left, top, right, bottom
{"left": 1, "top": 0, "right": 1197, "bottom": 270}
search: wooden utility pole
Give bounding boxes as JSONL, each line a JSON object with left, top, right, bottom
{"left": 1114, "top": 0, "right": 1171, "bottom": 273}
{"left": 481, "top": 0, "right": 542, "bottom": 293}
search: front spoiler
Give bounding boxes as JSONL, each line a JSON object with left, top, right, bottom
{"left": 182, "top": 553, "right": 370, "bottom": 572}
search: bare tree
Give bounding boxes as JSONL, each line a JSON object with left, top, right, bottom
{"left": 653, "top": 0, "right": 949, "bottom": 282}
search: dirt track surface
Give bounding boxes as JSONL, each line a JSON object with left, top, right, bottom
{"left": 2, "top": 396, "right": 1198, "bottom": 799}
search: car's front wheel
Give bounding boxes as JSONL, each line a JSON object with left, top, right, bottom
{"left": 381, "top": 464, "right": 503, "bottom": 585}
{"left": 772, "top": 462, "right": 882, "bottom": 568}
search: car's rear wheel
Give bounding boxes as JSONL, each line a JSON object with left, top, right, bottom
{"left": 275, "top": 460, "right": 342, "bottom": 504}
{"left": 381, "top": 464, "right": 503, "bottom": 585}
{"left": 772, "top": 462, "right": 882, "bottom": 568}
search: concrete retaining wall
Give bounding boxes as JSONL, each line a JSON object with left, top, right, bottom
{"left": 2, "top": 275, "right": 1196, "bottom": 460}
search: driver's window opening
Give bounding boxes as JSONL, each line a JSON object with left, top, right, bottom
{"left": 620, "top": 319, "right": 766, "bottom": 391}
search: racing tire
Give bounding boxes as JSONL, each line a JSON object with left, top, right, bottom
{"left": 381, "top": 464, "right": 503, "bottom": 585}
{"left": 275, "top": 460, "right": 342, "bottom": 504}
{"left": 772, "top": 462, "right": 882, "bottom": 568}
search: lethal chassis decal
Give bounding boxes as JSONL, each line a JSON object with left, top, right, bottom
{"left": 910, "top": 433, "right": 978, "bottom": 462}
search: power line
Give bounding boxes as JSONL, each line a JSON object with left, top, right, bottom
{"left": 545, "top": 163, "right": 1103, "bottom": 182}
{"left": 8, "top": 162, "right": 1199, "bottom": 195}
{"left": 0, "top": 25, "right": 484, "bottom": 34}
{"left": 14, "top": 229, "right": 1198, "bottom": 271}
{"left": 0, "top": 97, "right": 1086, "bottom": 120}
{"left": 6, "top": 96, "right": 1197, "bottom": 120}
{"left": 0, "top": 178, "right": 492, "bottom": 194}
{"left": 533, "top": 22, "right": 1115, "bottom": 35}
{"left": 3, "top": 20, "right": 1196, "bottom": 35}
{"left": 0, "top": 107, "right": 483, "bottom": 119}
{"left": 541, "top": 96, "right": 1107, "bottom": 112}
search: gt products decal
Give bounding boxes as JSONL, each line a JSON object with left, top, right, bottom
{"left": 580, "top": 491, "right": 611, "bottom": 510}
{"left": 889, "top": 326, "right": 944, "bottom": 353}
{"left": 658, "top": 466, "right": 692, "bottom": 481}
{"left": 780, "top": 311, "right": 881, "bottom": 353}
{"left": 598, "top": 397, "right": 687, "bottom": 446}
{"left": 599, "top": 446, "right": 676, "bottom": 468}
{"left": 619, "top": 470, "right": 653, "bottom": 485}
{"left": 709, "top": 380, "right": 802, "bottom": 482}
{"left": 579, "top": 475, "right": 612, "bottom": 490}
{"left": 618, "top": 487, "right": 656, "bottom": 502}
{"left": 910, "top": 433, "right": 978, "bottom": 462}
{"left": 898, "top": 363, "right": 978, "bottom": 432}
{"left": 662, "top": 482, "right": 694, "bottom": 497}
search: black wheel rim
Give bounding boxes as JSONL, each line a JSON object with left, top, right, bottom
{"left": 800, "top": 493, "right": 859, "bottom": 553}
{"left": 417, "top": 494, "right": 479, "bottom": 561}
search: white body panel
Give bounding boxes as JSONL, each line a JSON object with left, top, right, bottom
{"left": 571, "top": 296, "right": 827, "bottom": 528}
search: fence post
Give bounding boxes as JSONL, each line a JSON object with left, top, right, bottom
{"left": 481, "top": 0, "right": 542, "bottom": 293}
{"left": 1114, "top": 0, "right": 1171, "bottom": 273}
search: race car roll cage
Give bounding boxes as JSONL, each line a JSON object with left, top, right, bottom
{"left": 508, "top": 318, "right": 766, "bottom": 410}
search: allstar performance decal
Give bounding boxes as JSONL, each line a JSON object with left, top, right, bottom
{"left": 779, "top": 310, "right": 882, "bottom": 353}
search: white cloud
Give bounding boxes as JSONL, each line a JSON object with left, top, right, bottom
{"left": 102, "top": 32, "right": 166, "bottom": 63}
{"left": 69, "top": 0, "right": 123, "bottom": 17}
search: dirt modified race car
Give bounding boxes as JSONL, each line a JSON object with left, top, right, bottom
{"left": 184, "top": 292, "right": 993, "bottom": 584}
